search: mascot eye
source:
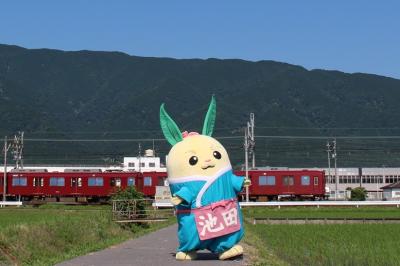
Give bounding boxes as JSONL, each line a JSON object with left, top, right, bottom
{"left": 213, "top": 151, "right": 222, "bottom": 160}
{"left": 189, "top": 156, "right": 198, "bottom": 166}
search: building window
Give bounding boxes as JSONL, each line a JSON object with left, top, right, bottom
{"left": 128, "top": 177, "right": 135, "bottom": 186}
{"left": 149, "top": 162, "right": 156, "bottom": 167}
{"left": 283, "top": 176, "right": 294, "bottom": 186}
{"left": 259, "top": 175, "right": 275, "bottom": 186}
{"left": 314, "top": 176, "right": 319, "bottom": 185}
{"left": 301, "top": 176, "right": 310, "bottom": 185}
{"left": 144, "top": 176, "right": 152, "bottom": 186}
{"left": 128, "top": 162, "right": 135, "bottom": 167}
{"left": 12, "top": 177, "right": 27, "bottom": 186}
{"left": 141, "top": 162, "right": 145, "bottom": 167}
{"left": 88, "top": 177, "right": 103, "bottom": 186}
{"left": 50, "top": 177, "right": 65, "bottom": 186}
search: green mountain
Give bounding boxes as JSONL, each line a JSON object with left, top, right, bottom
{"left": 1, "top": 43, "right": 400, "bottom": 167}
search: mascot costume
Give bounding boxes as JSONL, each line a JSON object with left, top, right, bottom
{"left": 160, "top": 96, "right": 249, "bottom": 261}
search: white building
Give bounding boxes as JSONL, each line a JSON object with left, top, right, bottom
{"left": 382, "top": 182, "right": 400, "bottom": 200}
{"left": 123, "top": 149, "right": 165, "bottom": 172}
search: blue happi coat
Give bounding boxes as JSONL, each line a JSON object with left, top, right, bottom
{"left": 168, "top": 167, "right": 245, "bottom": 253}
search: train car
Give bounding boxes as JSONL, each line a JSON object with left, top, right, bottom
{"left": 141, "top": 171, "right": 168, "bottom": 197}
{"left": 4, "top": 171, "right": 161, "bottom": 201}
{"left": 236, "top": 169, "right": 326, "bottom": 201}
{"left": 0, "top": 175, "right": 3, "bottom": 196}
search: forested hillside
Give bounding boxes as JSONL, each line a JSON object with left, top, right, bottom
{"left": 1, "top": 44, "right": 399, "bottom": 167}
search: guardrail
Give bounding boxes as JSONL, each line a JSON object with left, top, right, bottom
{"left": 0, "top": 201, "right": 23, "bottom": 207}
{"left": 153, "top": 201, "right": 400, "bottom": 208}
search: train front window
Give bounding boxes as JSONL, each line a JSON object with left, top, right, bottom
{"left": 301, "top": 176, "right": 310, "bottom": 186}
{"left": 12, "top": 177, "right": 27, "bottom": 186}
{"left": 157, "top": 177, "right": 165, "bottom": 186}
{"left": 144, "top": 177, "right": 152, "bottom": 187}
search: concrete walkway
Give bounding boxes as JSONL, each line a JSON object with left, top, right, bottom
{"left": 57, "top": 224, "right": 246, "bottom": 266}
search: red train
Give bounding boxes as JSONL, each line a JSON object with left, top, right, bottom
{"left": 0, "top": 169, "right": 325, "bottom": 202}
{"left": 237, "top": 169, "right": 326, "bottom": 201}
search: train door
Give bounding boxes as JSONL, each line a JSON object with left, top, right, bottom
{"left": 136, "top": 174, "right": 144, "bottom": 193}
{"left": 282, "top": 175, "right": 294, "bottom": 194}
{"left": 33, "top": 177, "right": 44, "bottom": 195}
{"left": 71, "top": 177, "right": 82, "bottom": 195}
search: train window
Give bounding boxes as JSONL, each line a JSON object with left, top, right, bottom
{"left": 128, "top": 177, "right": 135, "bottom": 186}
{"left": 110, "top": 178, "right": 121, "bottom": 187}
{"left": 314, "top": 176, "right": 319, "bottom": 185}
{"left": 157, "top": 177, "right": 165, "bottom": 186}
{"left": 33, "top": 177, "right": 44, "bottom": 187}
{"left": 12, "top": 177, "right": 27, "bottom": 186}
{"left": 259, "top": 176, "right": 275, "bottom": 186}
{"left": 71, "top": 178, "right": 82, "bottom": 187}
{"left": 50, "top": 177, "right": 65, "bottom": 186}
{"left": 283, "top": 176, "right": 294, "bottom": 186}
{"left": 144, "top": 176, "right": 152, "bottom": 186}
{"left": 301, "top": 176, "right": 310, "bottom": 186}
{"left": 88, "top": 177, "right": 103, "bottom": 186}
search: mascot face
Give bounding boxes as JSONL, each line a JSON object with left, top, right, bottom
{"left": 160, "top": 96, "right": 230, "bottom": 179}
{"left": 167, "top": 135, "right": 231, "bottom": 179}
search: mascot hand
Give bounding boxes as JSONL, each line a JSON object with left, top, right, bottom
{"left": 244, "top": 179, "right": 251, "bottom": 187}
{"left": 171, "top": 196, "right": 183, "bottom": 206}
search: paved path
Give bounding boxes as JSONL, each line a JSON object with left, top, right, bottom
{"left": 57, "top": 224, "right": 246, "bottom": 266}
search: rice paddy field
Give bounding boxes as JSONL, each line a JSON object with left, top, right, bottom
{"left": 0, "top": 205, "right": 173, "bottom": 266}
{"left": 243, "top": 207, "right": 400, "bottom": 266}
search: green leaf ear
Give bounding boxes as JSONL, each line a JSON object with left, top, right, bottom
{"left": 160, "top": 104, "right": 183, "bottom": 146}
{"left": 202, "top": 96, "right": 216, "bottom": 136}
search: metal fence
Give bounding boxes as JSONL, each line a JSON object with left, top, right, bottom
{"left": 153, "top": 200, "right": 400, "bottom": 208}
{"left": 112, "top": 199, "right": 174, "bottom": 222}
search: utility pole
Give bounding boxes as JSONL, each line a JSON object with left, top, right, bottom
{"left": 249, "top": 113, "right": 255, "bottom": 168}
{"left": 11, "top": 131, "right": 24, "bottom": 169}
{"left": 332, "top": 139, "right": 338, "bottom": 201}
{"left": 326, "top": 141, "right": 332, "bottom": 186}
{"left": 2, "top": 136, "right": 11, "bottom": 203}
{"left": 138, "top": 143, "right": 142, "bottom": 173}
{"left": 244, "top": 125, "right": 249, "bottom": 202}
{"left": 327, "top": 139, "right": 338, "bottom": 200}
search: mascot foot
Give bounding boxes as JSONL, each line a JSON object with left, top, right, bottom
{"left": 176, "top": 251, "right": 197, "bottom": 260}
{"left": 219, "top": 245, "right": 243, "bottom": 260}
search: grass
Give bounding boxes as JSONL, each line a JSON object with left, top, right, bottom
{"left": 243, "top": 207, "right": 400, "bottom": 266}
{"left": 0, "top": 204, "right": 174, "bottom": 266}
{"left": 243, "top": 206, "right": 400, "bottom": 219}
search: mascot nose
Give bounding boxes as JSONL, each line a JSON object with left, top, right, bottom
{"left": 205, "top": 159, "right": 211, "bottom": 162}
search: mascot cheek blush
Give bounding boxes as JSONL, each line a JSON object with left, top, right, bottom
{"left": 160, "top": 96, "right": 246, "bottom": 261}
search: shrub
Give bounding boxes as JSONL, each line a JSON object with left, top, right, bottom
{"left": 351, "top": 187, "right": 368, "bottom": 201}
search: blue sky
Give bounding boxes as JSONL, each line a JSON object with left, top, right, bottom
{"left": 1, "top": 1, "right": 399, "bottom": 78}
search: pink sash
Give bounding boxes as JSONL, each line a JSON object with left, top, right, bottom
{"left": 191, "top": 198, "right": 241, "bottom": 240}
